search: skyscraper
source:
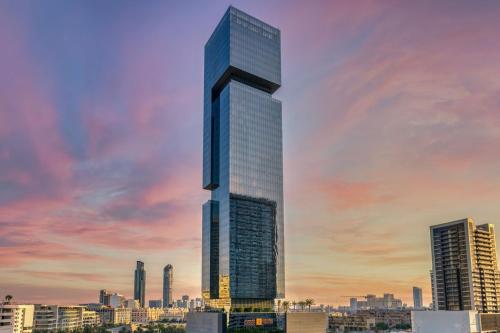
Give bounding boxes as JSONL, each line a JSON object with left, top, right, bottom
{"left": 430, "top": 218, "right": 500, "bottom": 313}
{"left": 202, "top": 6, "right": 284, "bottom": 311}
{"left": 134, "top": 261, "right": 146, "bottom": 307}
{"left": 99, "top": 289, "right": 110, "bottom": 306}
{"left": 163, "top": 264, "right": 173, "bottom": 308}
{"left": 413, "top": 286, "right": 423, "bottom": 309}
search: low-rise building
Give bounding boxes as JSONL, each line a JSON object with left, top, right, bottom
{"left": 112, "top": 308, "right": 131, "bottom": 325}
{"left": 93, "top": 307, "right": 131, "bottom": 325}
{"left": 148, "top": 300, "right": 162, "bottom": 309}
{"left": 125, "top": 300, "right": 139, "bottom": 310}
{"left": 0, "top": 304, "right": 34, "bottom": 333}
{"left": 329, "top": 312, "right": 375, "bottom": 332}
{"left": 83, "top": 310, "right": 100, "bottom": 326}
{"left": 186, "top": 312, "right": 226, "bottom": 333}
{"left": 34, "top": 305, "right": 94, "bottom": 331}
{"left": 131, "top": 308, "right": 164, "bottom": 323}
{"left": 412, "top": 311, "right": 480, "bottom": 333}
{"left": 57, "top": 306, "right": 84, "bottom": 331}
{"left": 33, "top": 305, "right": 57, "bottom": 332}
{"left": 159, "top": 308, "right": 185, "bottom": 322}
{"left": 412, "top": 310, "right": 500, "bottom": 333}
{"left": 109, "top": 294, "right": 125, "bottom": 309}
{"left": 285, "top": 312, "right": 328, "bottom": 333}
{"left": 330, "top": 309, "right": 410, "bottom": 331}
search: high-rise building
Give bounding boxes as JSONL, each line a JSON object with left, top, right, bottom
{"left": 99, "top": 290, "right": 110, "bottom": 306}
{"left": 430, "top": 218, "right": 500, "bottom": 313}
{"left": 413, "top": 287, "right": 423, "bottom": 309}
{"left": 429, "top": 270, "right": 436, "bottom": 310}
{"left": 202, "top": 6, "right": 284, "bottom": 311}
{"left": 163, "top": 265, "right": 173, "bottom": 308}
{"left": 350, "top": 298, "right": 358, "bottom": 313}
{"left": 134, "top": 261, "right": 146, "bottom": 307}
{"left": 181, "top": 295, "right": 189, "bottom": 309}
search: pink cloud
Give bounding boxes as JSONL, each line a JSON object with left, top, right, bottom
{"left": 0, "top": 282, "right": 98, "bottom": 305}
{"left": 315, "top": 179, "right": 394, "bottom": 210}
{"left": 2, "top": 1, "right": 500, "bottom": 306}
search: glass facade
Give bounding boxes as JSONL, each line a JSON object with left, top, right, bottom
{"left": 202, "top": 6, "right": 284, "bottom": 309}
{"left": 163, "top": 264, "right": 173, "bottom": 308}
{"left": 134, "top": 261, "right": 146, "bottom": 307}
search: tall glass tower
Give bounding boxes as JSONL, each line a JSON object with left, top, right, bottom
{"left": 134, "top": 261, "right": 146, "bottom": 307}
{"left": 163, "top": 264, "right": 173, "bottom": 308}
{"left": 202, "top": 6, "right": 284, "bottom": 310}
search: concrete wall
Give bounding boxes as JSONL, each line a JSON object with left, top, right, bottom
{"left": 186, "top": 312, "right": 226, "bottom": 333}
{"left": 412, "top": 311, "right": 481, "bottom": 333}
{"left": 285, "top": 312, "right": 327, "bottom": 333}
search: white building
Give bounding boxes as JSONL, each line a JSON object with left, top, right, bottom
{"left": 125, "top": 299, "right": 139, "bottom": 310}
{"left": 412, "top": 311, "right": 481, "bottom": 333}
{"left": 109, "top": 294, "right": 125, "bottom": 309}
{"left": 0, "top": 304, "right": 34, "bottom": 333}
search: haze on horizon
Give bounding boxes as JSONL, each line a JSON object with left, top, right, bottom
{"left": 1, "top": 0, "right": 500, "bottom": 307}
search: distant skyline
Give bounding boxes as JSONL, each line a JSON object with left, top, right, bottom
{"left": 2, "top": 0, "right": 500, "bottom": 306}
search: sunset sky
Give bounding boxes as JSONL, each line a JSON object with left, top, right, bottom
{"left": 2, "top": 0, "right": 500, "bottom": 307}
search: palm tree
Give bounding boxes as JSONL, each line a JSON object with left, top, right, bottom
{"left": 282, "top": 301, "right": 290, "bottom": 313}
{"left": 4, "top": 295, "right": 13, "bottom": 304}
{"left": 305, "top": 298, "right": 315, "bottom": 312}
{"left": 298, "top": 301, "right": 306, "bottom": 312}
{"left": 292, "top": 301, "right": 296, "bottom": 311}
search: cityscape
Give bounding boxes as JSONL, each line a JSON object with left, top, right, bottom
{"left": 2, "top": 1, "right": 500, "bottom": 333}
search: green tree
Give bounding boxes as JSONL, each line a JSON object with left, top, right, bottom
{"left": 305, "top": 299, "right": 314, "bottom": 312}
{"left": 282, "top": 301, "right": 290, "bottom": 313}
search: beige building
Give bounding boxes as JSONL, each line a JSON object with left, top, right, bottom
{"left": 95, "top": 307, "right": 130, "bottom": 325}
{"left": 431, "top": 218, "right": 500, "bottom": 313}
{"left": 83, "top": 310, "right": 100, "bottom": 326}
{"left": 34, "top": 305, "right": 98, "bottom": 331}
{"left": 125, "top": 299, "right": 139, "bottom": 310}
{"left": 159, "top": 308, "right": 185, "bottom": 322}
{"left": 285, "top": 312, "right": 328, "bottom": 333}
{"left": 111, "top": 308, "right": 131, "bottom": 325}
{"left": 131, "top": 308, "right": 164, "bottom": 324}
{"left": 0, "top": 304, "right": 34, "bottom": 333}
{"left": 57, "top": 306, "right": 84, "bottom": 331}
